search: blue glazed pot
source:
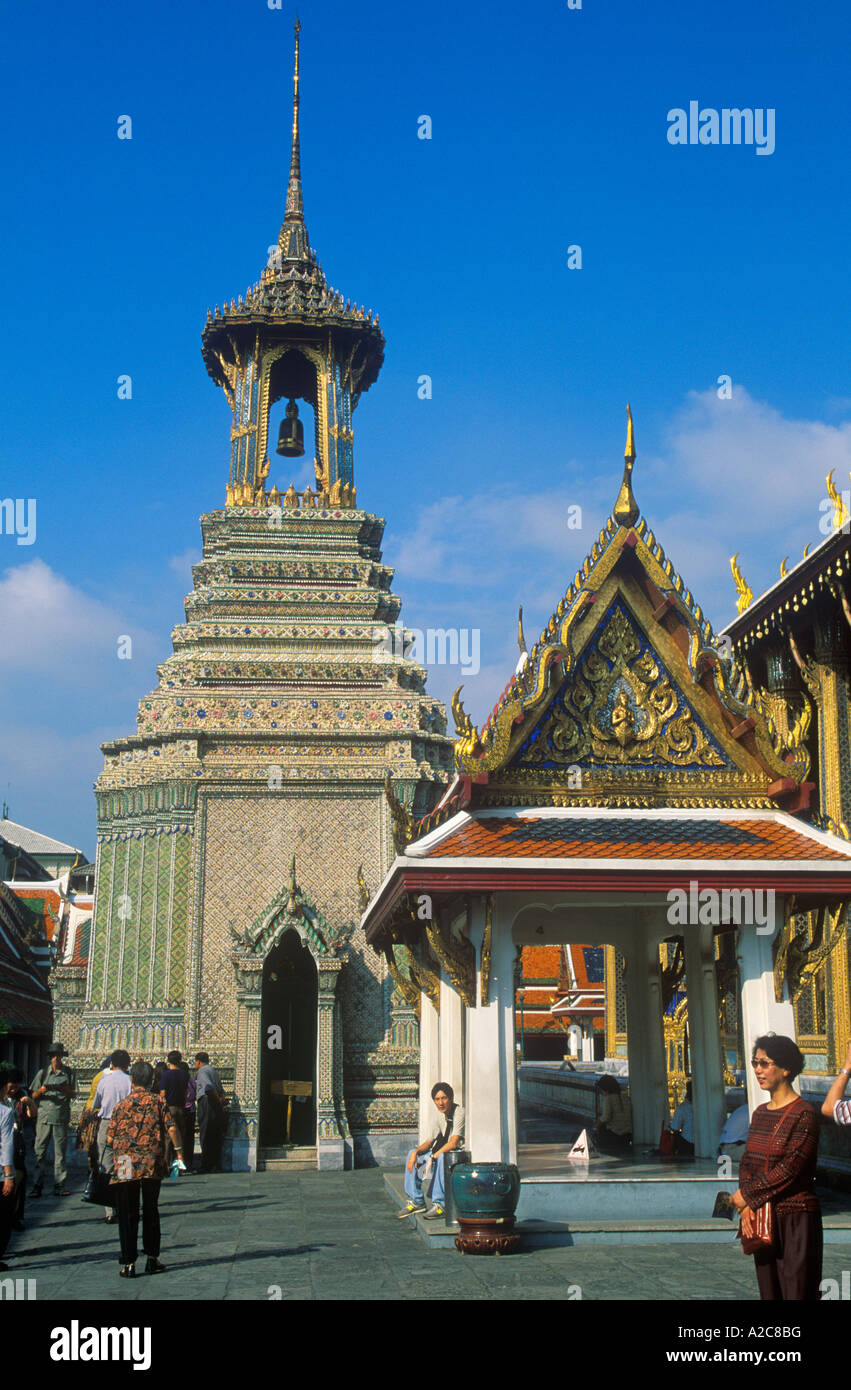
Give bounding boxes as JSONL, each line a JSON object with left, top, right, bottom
{"left": 451, "top": 1162, "right": 521, "bottom": 1221}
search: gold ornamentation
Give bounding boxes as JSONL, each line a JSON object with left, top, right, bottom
{"left": 775, "top": 898, "right": 848, "bottom": 1005}
{"left": 780, "top": 556, "right": 789, "bottom": 578}
{"left": 451, "top": 687, "right": 480, "bottom": 760}
{"left": 730, "top": 554, "right": 753, "bottom": 614}
{"left": 384, "top": 772, "right": 412, "bottom": 855}
{"left": 526, "top": 607, "right": 725, "bottom": 769}
{"left": 383, "top": 944, "right": 421, "bottom": 1017}
{"left": 408, "top": 938, "right": 440, "bottom": 1013}
{"left": 613, "top": 403, "right": 639, "bottom": 528}
{"left": 826, "top": 469, "right": 850, "bottom": 531}
{"left": 424, "top": 910, "right": 476, "bottom": 1009}
{"left": 356, "top": 864, "right": 370, "bottom": 915}
{"left": 480, "top": 894, "right": 493, "bottom": 1007}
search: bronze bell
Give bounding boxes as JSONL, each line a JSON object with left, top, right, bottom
{"left": 276, "top": 398, "right": 305, "bottom": 458}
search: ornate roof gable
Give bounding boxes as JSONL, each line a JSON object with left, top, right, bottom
{"left": 451, "top": 409, "right": 811, "bottom": 810}
{"left": 230, "top": 855, "right": 353, "bottom": 961}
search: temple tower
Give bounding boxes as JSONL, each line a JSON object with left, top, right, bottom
{"left": 70, "top": 25, "right": 451, "bottom": 1169}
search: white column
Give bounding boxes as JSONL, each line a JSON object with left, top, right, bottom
{"left": 738, "top": 897, "right": 796, "bottom": 1114}
{"left": 438, "top": 967, "right": 465, "bottom": 1102}
{"left": 418, "top": 991, "right": 440, "bottom": 1141}
{"left": 622, "top": 918, "right": 668, "bottom": 1147}
{"left": 465, "top": 897, "right": 517, "bottom": 1163}
{"left": 683, "top": 921, "right": 726, "bottom": 1158}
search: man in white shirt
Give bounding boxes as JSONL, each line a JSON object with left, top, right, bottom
{"left": 821, "top": 1043, "right": 851, "bottom": 1125}
{"left": 93, "top": 1050, "right": 132, "bottom": 1175}
{"left": 397, "top": 1082, "right": 465, "bottom": 1221}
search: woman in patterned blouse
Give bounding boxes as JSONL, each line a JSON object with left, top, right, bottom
{"left": 731, "top": 1035, "right": 822, "bottom": 1301}
{"left": 106, "top": 1060, "right": 183, "bottom": 1278}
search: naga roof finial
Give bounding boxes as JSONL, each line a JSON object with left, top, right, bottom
{"left": 613, "top": 403, "right": 640, "bottom": 528}
{"left": 730, "top": 553, "right": 753, "bottom": 614}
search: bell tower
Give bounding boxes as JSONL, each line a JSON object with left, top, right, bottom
{"left": 201, "top": 20, "right": 384, "bottom": 509}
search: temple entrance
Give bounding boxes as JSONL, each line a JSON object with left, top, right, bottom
{"left": 259, "top": 929, "right": 317, "bottom": 1148}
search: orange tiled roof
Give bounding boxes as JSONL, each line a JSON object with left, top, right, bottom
{"left": 426, "top": 815, "right": 849, "bottom": 863}
{"left": 521, "top": 945, "right": 562, "bottom": 979}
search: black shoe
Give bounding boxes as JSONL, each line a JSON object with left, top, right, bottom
{"left": 119, "top": 1264, "right": 135, "bottom": 1278}
{"left": 30, "top": 1186, "right": 41, "bottom": 1199}
{"left": 144, "top": 1258, "right": 166, "bottom": 1275}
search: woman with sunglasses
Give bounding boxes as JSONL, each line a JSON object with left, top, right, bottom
{"left": 730, "top": 1034, "right": 821, "bottom": 1300}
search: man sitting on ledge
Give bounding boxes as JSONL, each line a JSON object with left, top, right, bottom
{"left": 397, "top": 1082, "right": 465, "bottom": 1221}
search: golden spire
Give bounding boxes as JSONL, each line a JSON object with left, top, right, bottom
{"left": 730, "top": 553, "right": 753, "bottom": 614}
{"left": 517, "top": 605, "right": 527, "bottom": 654}
{"left": 613, "top": 403, "right": 639, "bottom": 528}
{"left": 278, "top": 18, "right": 308, "bottom": 252}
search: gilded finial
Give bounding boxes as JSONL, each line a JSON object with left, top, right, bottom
{"left": 624, "top": 402, "right": 635, "bottom": 462}
{"left": 515, "top": 605, "right": 529, "bottom": 675}
{"left": 803, "top": 542, "right": 811, "bottom": 558}
{"left": 730, "top": 553, "right": 753, "bottom": 614}
{"left": 613, "top": 403, "right": 639, "bottom": 528}
{"left": 826, "top": 469, "right": 850, "bottom": 532}
{"left": 780, "top": 556, "right": 789, "bottom": 577}
{"left": 278, "top": 16, "right": 306, "bottom": 248}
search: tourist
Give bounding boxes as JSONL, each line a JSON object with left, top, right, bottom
{"left": 79, "top": 1056, "right": 111, "bottom": 1183}
{"left": 397, "top": 1082, "right": 465, "bottom": 1220}
{"left": 820, "top": 1041, "right": 851, "bottom": 1124}
{"left": 718, "top": 1102, "right": 750, "bottom": 1163}
{"left": 671, "top": 1081, "right": 695, "bottom": 1157}
{"left": 159, "top": 1051, "right": 188, "bottom": 1169}
{"left": 194, "top": 1052, "right": 227, "bottom": 1173}
{"left": 30, "top": 1042, "right": 76, "bottom": 1197}
{"left": 106, "top": 1059, "right": 184, "bottom": 1278}
{"left": 731, "top": 1035, "right": 821, "bottom": 1301}
{"left": 182, "top": 1061, "right": 197, "bottom": 1172}
{"left": 4, "top": 1069, "right": 36, "bottom": 1231}
{"left": 93, "top": 1050, "right": 132, "bottom": 1223}
{"left": 0, "top": 1071, "right": 17, "bottom": 1271}
{"left": 594, "top": 1075, "right": 633, "bottom": 1152}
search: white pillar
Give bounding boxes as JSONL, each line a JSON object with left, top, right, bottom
{"left": 683, "top": 922, "right": 726, "bottom": 1158}
{"left": 623, "top": 919, "right": 667, "bottom": 1147}
{"left": 438, "top": 968, "right": 465, "bottom": 1102}
{"left": 465, "top": 897, "right": 518, "bottom": 1163}
{"left": 737, "top": 898, "right": 796, "bottom": 1114}
{"left": 418, "top": 991, "right": 440, "bottom": 1141}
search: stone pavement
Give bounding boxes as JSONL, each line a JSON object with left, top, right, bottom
{"left": 5, "top": 1167, "right": 851, "bottom": 1301}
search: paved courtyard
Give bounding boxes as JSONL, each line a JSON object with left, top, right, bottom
{"left": 6, "top": 1167, "right": 851, "bottom": 1302}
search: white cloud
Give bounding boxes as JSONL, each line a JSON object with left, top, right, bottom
{"left": 0, "top": 558, "right": 158, "bottom": 677}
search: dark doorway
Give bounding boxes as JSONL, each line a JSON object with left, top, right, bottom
{"left": 259, "top": 930, "right": 317, "bottom": 1148}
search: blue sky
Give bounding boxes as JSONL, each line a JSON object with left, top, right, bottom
{"left": 1, "top": 0, "right": 850, "bottom": 854}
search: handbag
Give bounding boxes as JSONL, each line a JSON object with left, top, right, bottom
{"left": 739, "top": 1098, "right": 806, "bottom": 1255}
{"left": 84, "top": 1167, "right": 116, "bottom": 1207}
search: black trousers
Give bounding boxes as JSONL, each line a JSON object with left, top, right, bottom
{"left": 183, "top": 1113, "right": 196, "bottom": 1170}
{"left": 113, "top": 1179, "right": 162, "bottom": 1266}
{"left": 754, "top": 1209, "right": 823, "bottom": 1301}
{"left": 197, "top": 1095, "right": 223, "bottom": 1172}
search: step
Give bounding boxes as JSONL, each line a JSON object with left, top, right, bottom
{"left": 383, "top": 1171, "right": 851, "bottom": 1248}
{"left": 257, "top": 1146, "right": 317, "bottom": 1172}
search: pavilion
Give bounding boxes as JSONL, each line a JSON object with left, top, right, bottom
{"left": 363, "top": 411, "right": 851, "bottom": 1166}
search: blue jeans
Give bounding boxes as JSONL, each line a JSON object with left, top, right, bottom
{"left": 403, "top": 1149, "right": 445, "bottom": 1205}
